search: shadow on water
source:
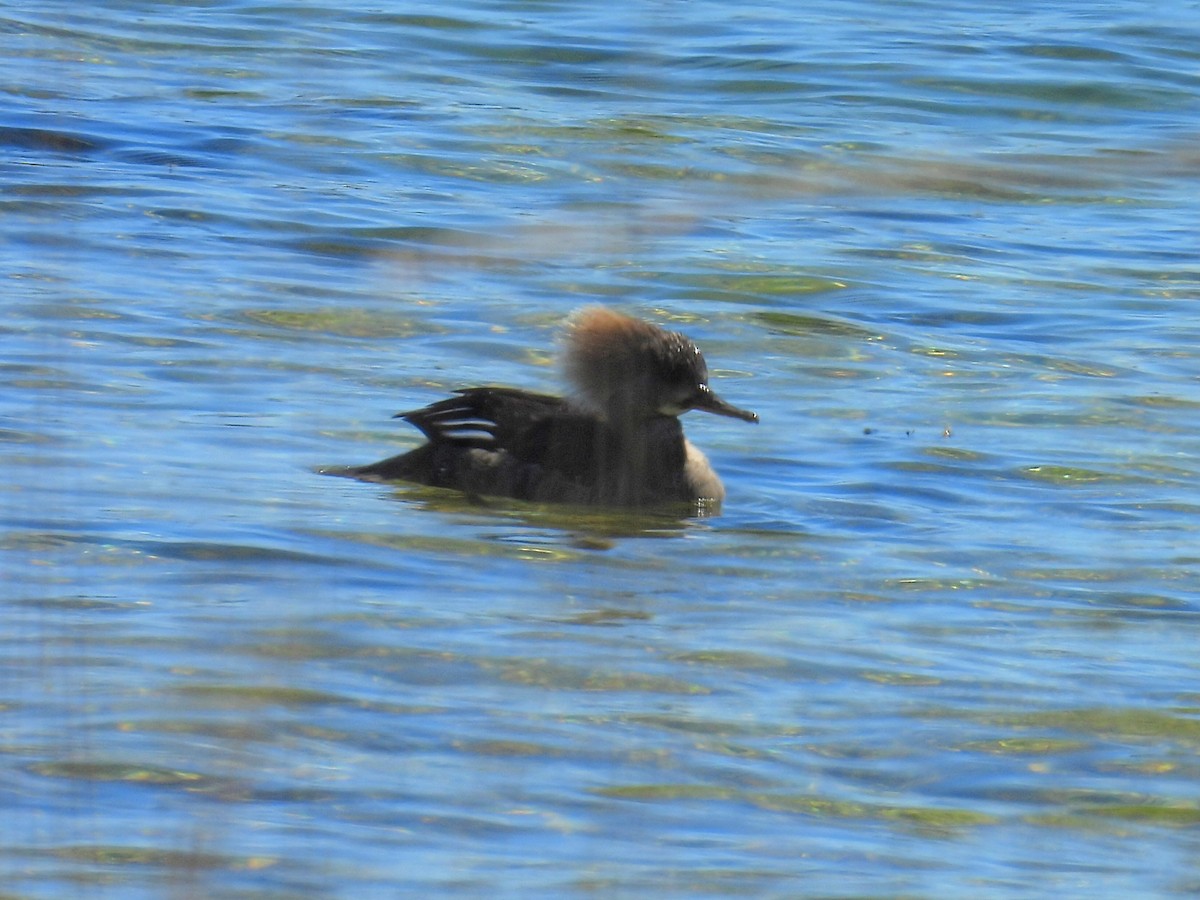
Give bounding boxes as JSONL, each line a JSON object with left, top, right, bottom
{"left": 317, "top": 465, "right": 705, "bottom": 547}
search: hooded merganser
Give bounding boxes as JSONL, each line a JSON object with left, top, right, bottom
{"left": 336, "top": 307, "right": 758, "bottom": 510}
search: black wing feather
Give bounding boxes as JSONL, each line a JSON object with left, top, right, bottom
{"left": 400, "top": 388, "right": 563, "bottom": 450}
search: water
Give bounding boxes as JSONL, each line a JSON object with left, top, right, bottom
{"left": 4, "top": 1, "right": 1200, "bottom": 896}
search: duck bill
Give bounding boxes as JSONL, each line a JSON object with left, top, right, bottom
{"left": 691, "top": 384, "right": 759, "bottom": 423}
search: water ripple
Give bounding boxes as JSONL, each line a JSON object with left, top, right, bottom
{"left": 4, "top": 1, "right": 1200, "bottom": 897}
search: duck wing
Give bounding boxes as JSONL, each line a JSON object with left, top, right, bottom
{"left": 402, "top": 387, "right": 613, "bottom": 484}
{"left": 400, "top": 387, "right": 565, "bottom": 451}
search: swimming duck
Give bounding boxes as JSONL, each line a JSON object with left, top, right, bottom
{"left": 337, "top": 307, "right": 757, "bottom": 510}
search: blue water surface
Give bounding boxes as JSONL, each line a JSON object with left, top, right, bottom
{"left": 3, "top": 1, "right": 1200, "bottom": 897}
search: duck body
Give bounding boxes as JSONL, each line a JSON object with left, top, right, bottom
{"left": 344, "top": 386, "right": 721, "bottom": 507}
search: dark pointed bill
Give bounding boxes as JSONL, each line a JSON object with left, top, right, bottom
{"left": 691, "top": 384, "right": 758, "bottom": 423}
